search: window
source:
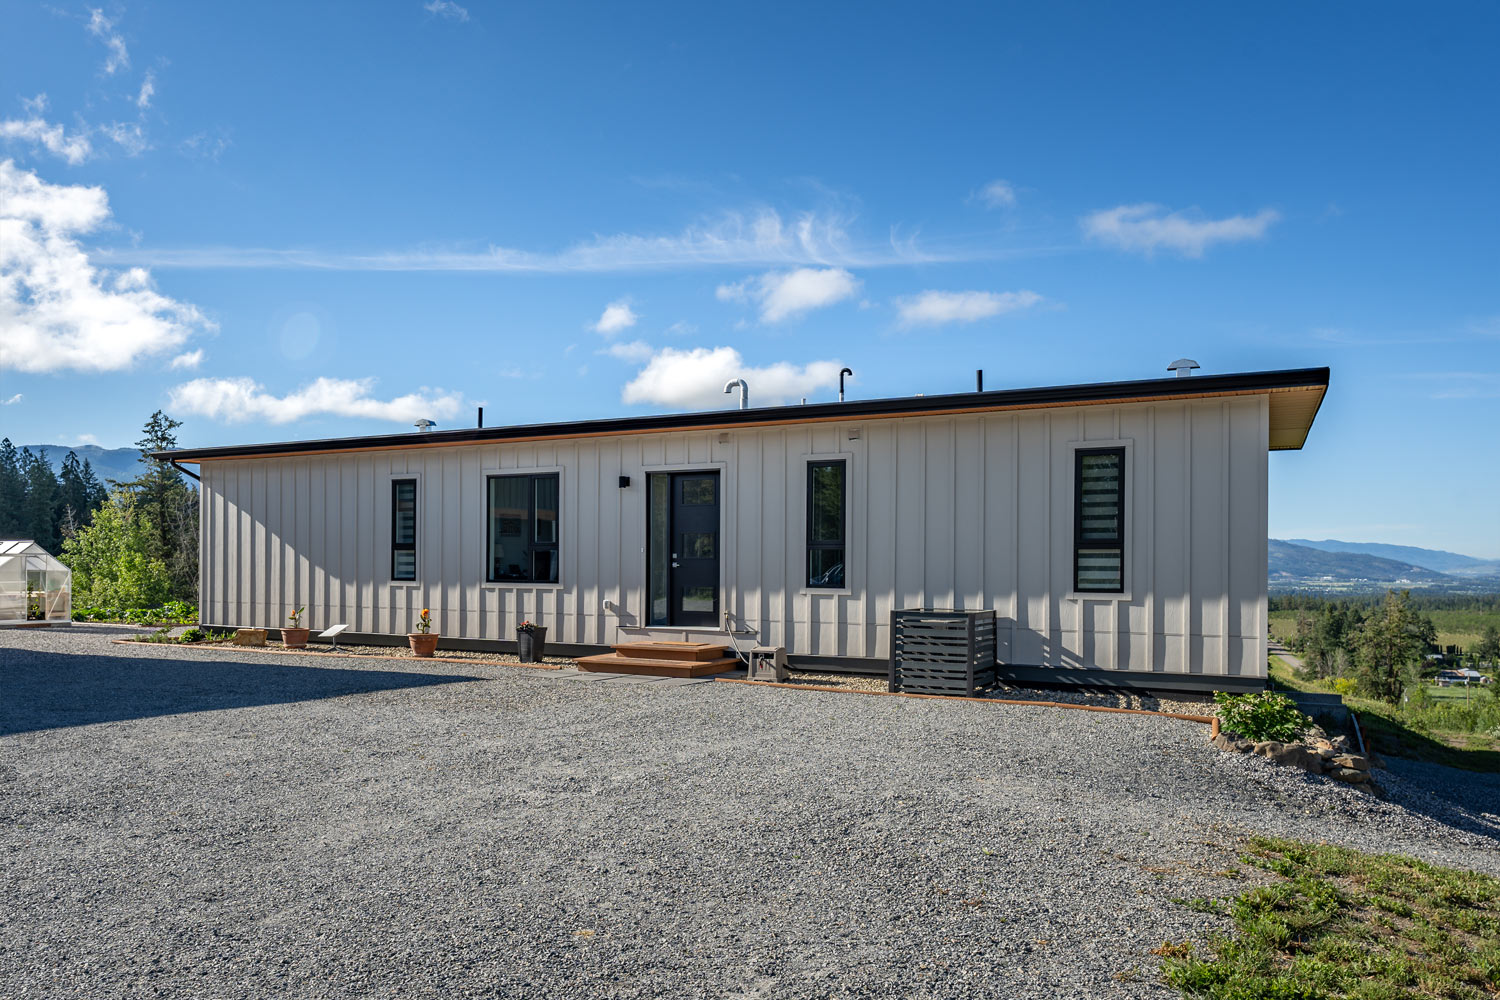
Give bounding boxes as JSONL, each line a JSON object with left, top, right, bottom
{"left": 1074, "top": 448, "right": 1125, "bottom": 593}
{"left": 806, "top": 460, "right": 846, "bottom": 588}
{"left": 391, "top": 479, "right": 417, "bottom": 581}
{"left": 487, "top": 473, "right": 560, "bottom": 583}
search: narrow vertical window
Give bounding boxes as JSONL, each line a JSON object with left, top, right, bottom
{"left": 806, "top": 460, "right": 846, "bottom": 588}
{"left": 391, "top": 479, "right": 417, "bottom": 581}
{"left": 487, "top": 473, "right": 560, "bottom": 583}
{"left": 1074, "top": 448, "right": 1124, "bottom": 593}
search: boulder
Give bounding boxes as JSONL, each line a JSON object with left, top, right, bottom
{"left": 1331, "top": 754, "right": 1370, "bottom": 771}
{"left": 1212, "top": 733, "right": 1254, "bottom": 753}
{"left": 1328, "top": 766, "right": 1370, "bottom": 784}
{"left": 232, "top": 628, "right": 267, "bottom": 647}
{"left": 1252, "top": 741, "right": 1324, "bottom": 773}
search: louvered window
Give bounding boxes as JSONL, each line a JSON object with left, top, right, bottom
{"left": 1074, "top": 448, "right": 1124, "bottom": 593}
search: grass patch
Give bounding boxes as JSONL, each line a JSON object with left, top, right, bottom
{"left": 1162, "top": 836, "right": 1500, "bottom": 999}
{"left": 1267, "top": 659, "right": 1499, "bottom": 773}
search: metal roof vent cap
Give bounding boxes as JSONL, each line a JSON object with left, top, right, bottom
{"left": 413, "top": 419, "right": 437, "bottom": 432}
{"left": 1167, "top": 359, "right": 1201, "bottom": 378}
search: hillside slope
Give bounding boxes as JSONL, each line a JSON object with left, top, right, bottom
{"left": 1269, "top": 539, "right": 1450, "bottom": 584}
{"left": 1286, "top": 538, "right": 1500, "bottom": 577}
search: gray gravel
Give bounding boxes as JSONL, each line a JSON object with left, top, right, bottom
{"left": 2, "top": 626, "right": 1496, "bottom": 999}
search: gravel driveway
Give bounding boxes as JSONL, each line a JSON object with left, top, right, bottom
{"left": 2, "top": 628, "right": 1497, "bottom": 999}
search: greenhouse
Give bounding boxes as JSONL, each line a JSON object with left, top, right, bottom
{"left": 0, "top": 540, "right": 72, "bottom": 626}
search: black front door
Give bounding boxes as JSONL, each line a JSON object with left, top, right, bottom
{"left": 649, "top": 471, "right": 720, "bottom": 627}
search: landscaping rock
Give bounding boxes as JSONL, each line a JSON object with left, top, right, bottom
{"left": 1329, "top": 766, "right": 1371, "bottom": 784}
{"left": 1212, "top": 733, "right": 1254, "bottom": 753}
{"left": 231, "top": 628, "right": 267, "bottom": 647}
{"left": 1332, "top": 754, "right": 1371, "bottom": 772}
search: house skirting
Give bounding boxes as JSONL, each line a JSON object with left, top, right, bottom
{"left": 213, "top": 626, "right": 1262, "bottom": 695}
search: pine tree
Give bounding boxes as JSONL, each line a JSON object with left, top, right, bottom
{"left": 79, "top": 459, "right": 107, "bottom": 518}
{"left": 0, "top": 439, "right": 24, "bottom": 537}
{"left": 1356, "top": 590, "right": 1425, "bottom": 704}
{"left": 120, "top": 411, "right": 199, "bottom": 600}
{"left": 1477, "top": 625, "right": 1500, "bottom": 666}
{"left": 20, "top": 448, "right": 62, "bottom": 552}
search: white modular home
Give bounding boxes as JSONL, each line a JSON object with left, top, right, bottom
{"left": 158, "top": 365, "right": 1330, "bottom": 692}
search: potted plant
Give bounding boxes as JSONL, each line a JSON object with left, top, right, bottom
{"left": 282, "top": 606, "right": 311, "bottom": 649}
{"left": 516, "top": 620, "right": 547, "bottom": 662}
{"left": 409, "top": 608, "right": 439, "bottom": 657}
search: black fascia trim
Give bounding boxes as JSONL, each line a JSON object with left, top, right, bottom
{"left": 153, "top": 367, "right": 1331, "bottom": 463}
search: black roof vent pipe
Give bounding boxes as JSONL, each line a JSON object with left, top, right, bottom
{"left": 839, "top": 367, "right": 853, "bottom": 402}
{"left": 976, "top": 369, "right": 984, "bottom": 392}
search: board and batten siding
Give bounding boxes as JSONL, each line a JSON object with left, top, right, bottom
{"left": 198, "top": 393, "right": 1269, "bottom": 678}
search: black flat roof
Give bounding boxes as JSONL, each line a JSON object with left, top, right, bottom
{"left": 154, "top": 366, "right": 1331, "bottom": 462}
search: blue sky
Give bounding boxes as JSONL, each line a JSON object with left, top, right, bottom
{"left": 1, "top": 2, "right": 1496, "bottom": 556}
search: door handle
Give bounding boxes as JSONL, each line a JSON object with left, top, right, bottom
{"left": 671, "top": 561, "right": 680, "bottom": 568}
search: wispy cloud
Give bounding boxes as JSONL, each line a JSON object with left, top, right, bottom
{"left": 600, "top": 339, "right": 654, "bottom": 362}
{"left": 975, "top": 179, "right": 1016, "bottom": 208}
{"left": 169, "top": 348, "right": 204, "bottom": 370}
{"left": 136, "top": 70, "right": 155, "bottom": 110}
{"left": 178, "top": 131, "right": 231, "bottom": 162}
{"left": 1, "top": 393, "right": 21, "bottom": 405}
{"left": 100, "top": 121, "right": 148, "bottom": 156}
{"left": 622, "top": 346, "right": 843, "bottom": 408}
{"left": 1082, "top": 203, "right": 1280, "bottom": 257}
{"left": 93, "top": 207, "right": 948, "bottom": 273}
{"left": 717, "top": 267, "right": 859, "bottom": 323}
{"left": 0, "top": 160, "right": 215, "bottom": 374}
{"left": 87, "top": 8, "right": 130, "bottom": 75}
{"left": 168, "top": 376, "right": 464, "bottom": 424}
{"left": 895, "top": 289, "right": 1042, "bottom": 327}
{"left": 593, "top": 299, "right": 638, "bottom": 336}
{"left": 0, "top": 119, "right": 93, "bottom": 164}
{"left": 21, "top": 94, "right": 48, "bottom": 115}
{"left": 423, "top": 0, "right": 470, "bottom": 21}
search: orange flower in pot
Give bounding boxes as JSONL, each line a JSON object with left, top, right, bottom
{"left": 282, "top": 606, "right": 311, "bottom": 649}
{"left": 408, "top": 608, "right": 439, "bottom": 657}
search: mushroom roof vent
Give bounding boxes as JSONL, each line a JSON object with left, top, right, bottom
{"left": 1167, "top": 358, "right": 1201, "bottom": 377}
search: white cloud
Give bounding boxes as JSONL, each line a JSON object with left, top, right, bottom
{"left": 895, "top": 289, "right": 1042, "bottom": 327}
{"left": 74, "top": 433, "right": 99, "bottom": 446}
{"left": 169, "top": 349, "right": 204, "bottom": 370}
{"left": 21, "top": 94, "right": 48, "bottom": 115}
{"left": 96, "top": 207, "right": 940, "bottom": 273}
{"left": 136, "top": 71, "right": 155, "bottom": 110}
{"left": 0, "top": 119, "right": 93, "bottom": 165}
{"left": 593, "top": 299, "right": 638, "bottom": 336}
{"left": 1081, "top": 203, "right": 1280, "bottom": 257}
{"left": 1, "top": 393, "right": 21, "bottom": 405}
{"left": 718, "top": 267, "right": 859, "bottom": 323}
{"left": 87, "top": 9, "right": 130, "bottom": 75}
{"left": 664, "top": 320, "right": 697, "bottom": 336}
{"left": 423, "top": 0, "right": 470, "bottom": 21}
{"left": 601, "top": 339, "right": 653, "bottom": 362}
{"left": 0, "top": 159, "right": 215, "bottom": 373}
{"left": 167, "top": 376, "right": 464, "bottom": 425}
{"left": 100, "top": 121, "right": 148, "bottom": 156}
{"left": 621, "top": 346, "right": 843, "bottom": 409}
{"left": 977, "top": 179, "right": 1016, "bottom": 208}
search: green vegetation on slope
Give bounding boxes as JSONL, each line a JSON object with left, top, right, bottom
{"left": 1163, "top": 837, "right": 1500, "bottom": 1000}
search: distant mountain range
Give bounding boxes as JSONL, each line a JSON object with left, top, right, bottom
{"left": 1271, "top": 539, "right": 1500, "bottom": 592}
{"left": 16, "top": 445, "right": 147, "bottom": 486}
{"left": 1284, "top": 539, "right": 1500, "bottom": 577}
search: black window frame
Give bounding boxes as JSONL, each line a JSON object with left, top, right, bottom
{"left": 1073, "top": 447, "right": 1126, "bottom": 594}
{"left": 391, "top": 478, "right": 418, "bottom": 581}
{"left": 485, "top": 472, "right": 561, "bottom": 584}
{"left": 805, "top": 459, "right": 847, "bottom": 589}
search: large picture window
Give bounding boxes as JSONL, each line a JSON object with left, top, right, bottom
{"left": 391, "top": 479, "right": 417, "bottom": 581}
{"left": 806, "top": 460, "right": 846, "bottom": 588}
{"left": 487, "top": 473, "right": 560, "bottom": 583}
{"left": 1074, "top": 448, "right": 1125, "bottom": 593}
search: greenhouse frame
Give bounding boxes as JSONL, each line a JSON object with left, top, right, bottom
{"left": 0, "top": 540, "right": 72, "bottom": 627}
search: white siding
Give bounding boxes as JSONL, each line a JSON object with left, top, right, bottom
{"left": 199, "top": 395, "right": 1269, "bottom": 679}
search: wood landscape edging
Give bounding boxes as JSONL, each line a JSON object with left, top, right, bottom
{"left": 107, "top": 637, "right": 564, "bottom": 670}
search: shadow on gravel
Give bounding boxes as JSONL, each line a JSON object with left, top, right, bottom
{"left": 0, "top": 650, "right": 481, "bottom": 736}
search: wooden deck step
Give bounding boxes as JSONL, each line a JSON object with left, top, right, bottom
{"left": 576, "top": 653, "right": 741, "bottom": 678}
{"left": 609, "top": 641, "right": 730, "bottom": 662}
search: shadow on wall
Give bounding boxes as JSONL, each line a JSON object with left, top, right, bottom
{"left": 0, "top": 650, "right": 482, "bottom": 736}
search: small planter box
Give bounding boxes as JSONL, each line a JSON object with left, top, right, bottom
{"left": 888, "top": 609, "right": 997, "bottom": 696}
{"left": 516, "top": 627, "right": 548, "bottom": 663}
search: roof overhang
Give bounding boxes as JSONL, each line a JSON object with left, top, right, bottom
{"left": 154, "top": 367, "right": 1330, "bottom": 463}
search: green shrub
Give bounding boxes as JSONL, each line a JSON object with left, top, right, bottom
{"left": 1214, "top": 691, "right": 1312, "bottom": 743}
{"left": 178, "top": 627, "right": 205, "bottom": 643}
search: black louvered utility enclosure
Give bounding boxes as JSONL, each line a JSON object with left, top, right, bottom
{"left": 888, "top": 609, "right": 998, "bottom": 696}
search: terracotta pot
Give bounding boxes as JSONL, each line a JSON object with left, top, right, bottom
{"left": 408, "top": 632, "right": 440, "bottom": 657}
{"left": 282, "top": 627, "right": 311, "bottom": 649}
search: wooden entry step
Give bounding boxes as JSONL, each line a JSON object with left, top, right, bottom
{"left": 610, "top": 641, "right": 730, "bottom": 662}
{"left": 575, "top": 653, "right": 741, "bottom": 678}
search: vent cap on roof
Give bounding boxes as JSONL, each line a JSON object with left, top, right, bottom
{"left": 413, "top": 419, "right": 437, "bottom": 431}
{"left": 1167, "top": 358, "right": 1201, "bottom": 377}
